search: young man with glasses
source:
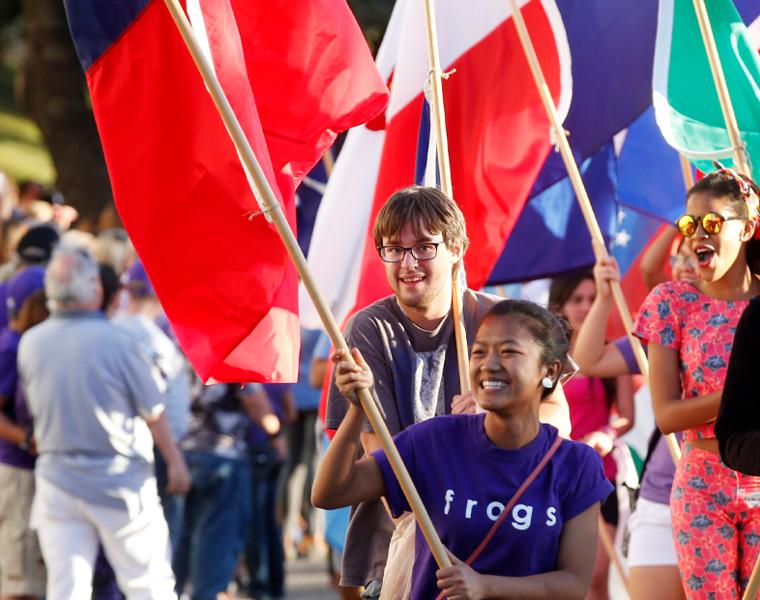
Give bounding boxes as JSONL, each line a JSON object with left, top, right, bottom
{"left": 324, "top": 186, "right": 570, "bottom": 598}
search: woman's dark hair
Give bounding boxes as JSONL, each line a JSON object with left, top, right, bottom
{"left": 548, "top": 269, "right": 594, "bottom": 314}
{"left": 478, "top": 299, "right": 571, "bottom": 398}
{"left": 548, "top": 269, "right": 618, "bottom": 405}
{"left": 99, "top": 263, "right": 121, "bottom": 313}
{"left": 688, "top": 170, "right": 760, "bottom": 274}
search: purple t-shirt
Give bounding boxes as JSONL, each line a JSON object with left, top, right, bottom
{"left": 0, "top": 282, "right": 9, "bottom": 331}
{"left": 613, "top": 337, "right": 641, "bottom": 375}
{"left": 372, "top": 415, "right": 612, "bottom": 600}
{"left": 639, "top": 435, "right": 677, "bottom": 505}
{"left": 0, "top": 328, "right": 33, "bottom": 470}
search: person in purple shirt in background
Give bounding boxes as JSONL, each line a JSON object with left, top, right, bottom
{"left": 315, "top": 299, "right": 611, "bottom": 600}
{"left": 0, "top": 225, "right": 59, "bottom": 331}
{"left": 244, "top": 383, "right": 289, "bottom": 600}
{"left": 0, "top": 266, "right": 48, "bottom": 600}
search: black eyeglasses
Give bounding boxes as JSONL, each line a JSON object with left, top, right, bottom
{"left": 675, "top": 212, "right": 744, "bottom": 238}
{"left": 376, "top": 241, "right": 446, "bottom": 263}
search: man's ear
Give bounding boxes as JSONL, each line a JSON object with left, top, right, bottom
{"left": 448, "top": 238, "right": 464, "bottom": 264}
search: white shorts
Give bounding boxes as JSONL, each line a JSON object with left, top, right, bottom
{"left": 627, "top": 497, "right": 678, "bottom": 568}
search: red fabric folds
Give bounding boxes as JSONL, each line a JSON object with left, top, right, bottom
{"left": 85, "top": 0, "right": 388, "bottom": 382}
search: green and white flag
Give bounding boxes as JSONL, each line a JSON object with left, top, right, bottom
{"left": 653, "top": 0, "right": 760, "bottom": 173}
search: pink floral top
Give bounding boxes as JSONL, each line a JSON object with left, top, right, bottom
{"left": 634, "top": 280, "right": 747, "bottom": 441}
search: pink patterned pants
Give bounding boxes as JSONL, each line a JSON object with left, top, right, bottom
{"left": 671, "top": 445, "right": 760, "bottom": 599}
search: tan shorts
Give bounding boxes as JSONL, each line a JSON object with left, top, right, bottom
{"left": 0, "top": 463, "right": 46, "bottom": 596}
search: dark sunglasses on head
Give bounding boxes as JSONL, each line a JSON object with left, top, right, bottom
{"left": 675, "top": 212, "right": 744, "bottom": 238}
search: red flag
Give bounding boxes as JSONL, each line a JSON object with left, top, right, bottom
{"left": 64, "top": 0, "right": 389, "bottom": 382}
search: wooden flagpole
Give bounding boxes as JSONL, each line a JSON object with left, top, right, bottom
{"left": 422, "top": 0, "right": 452, "bottom": 194}
{"left": 691, "top": 0, "right": 752, "bottom": 176}
{"left": 422, "top": 0, "right": 471, "bottom": 394}
{"left": 505, "top": 0, "right": 643, "bottom": 379}
{"left": 505, "top": 0, "right": 681, "bottom": 464}
{"left": 679, "top": 154, "right": 695, "bottom": 190}
{"left": 598, "top": 515, "right": 629, "bottom": 593}
{"left": 322, "top": 147, "right": 335, "bottom": 177}
{"left": 744, "top": 554, "right": 760, "bottom": 600}
{"left": 161, "top": 0, "right": 451, "bottom": 571}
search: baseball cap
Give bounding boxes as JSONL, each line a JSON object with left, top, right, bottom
{"left": 122, "top": 260, "right": 155, "bottom": 297}
{"left": 17, "top": 225, "right": 60, "bottom": 264}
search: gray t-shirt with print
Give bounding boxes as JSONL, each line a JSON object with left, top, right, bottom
{"left": 325, "top": 288, "right": 499, "bottom": 587}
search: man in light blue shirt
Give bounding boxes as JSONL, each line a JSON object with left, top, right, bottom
{"left": 19, "top": 245, "right": 189, "bottom": 600}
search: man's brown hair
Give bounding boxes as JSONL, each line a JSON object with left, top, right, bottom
{"left": 372, "top": 186, "right": 469, "bottom": 254}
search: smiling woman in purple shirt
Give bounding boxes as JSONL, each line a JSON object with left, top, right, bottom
{"left": 313, "top": 299, "right": 611, "bottom": 600}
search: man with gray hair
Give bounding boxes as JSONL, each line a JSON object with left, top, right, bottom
{"left": 18, "top": 244, "right": 190, "bottom": 600}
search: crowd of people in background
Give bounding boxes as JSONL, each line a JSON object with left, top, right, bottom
{"left": 0, "top": 165, "right": 759, "bottom": 600}
{"left": 0, "top": 174, "right": 333, "bottom": 600}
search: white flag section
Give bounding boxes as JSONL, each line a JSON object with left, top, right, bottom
{"left": 299, "top": 126, "right": 388, "bottom": 328}
{"left": 300, "top": 0, "right": 571, "bottom": 329}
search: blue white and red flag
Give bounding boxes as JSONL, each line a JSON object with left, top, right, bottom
{"left": 489, "top": 1, "right": 760, "bottom": 290}
{"left": 304, "top": 1, "right": 760, "bottom": 333}
{"left": 64, "top": 0, "right": 389, "bottom": 383}
{"left": 303, "top": 0, "right": 573, "bottom": 326}
{"left": 302, "top": 0, "right": 672, "bottom": 326}
{"left": 489, "top": 106, "right": 686, "bottom": 282}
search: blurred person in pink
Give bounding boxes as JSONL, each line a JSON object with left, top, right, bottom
{"left": 549, "top": 271, "right": 634, "bottom": 600}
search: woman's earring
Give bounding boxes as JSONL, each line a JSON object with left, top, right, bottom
{"left": 541, "top": 377, "right": 553, "bottom": 389}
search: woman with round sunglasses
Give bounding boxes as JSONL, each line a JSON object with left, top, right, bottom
{"left": 573, "top": 239, "right": 698, "bottom": 600}
{"left": 634, "top": 169, "right": 760, "bottom": 599}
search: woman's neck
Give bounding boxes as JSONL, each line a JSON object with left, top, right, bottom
{"left": 483, "top": 409, "right": 541, "bottom": 450}
{"left": 698, "top": 259, "right": 759, "bottom": 301}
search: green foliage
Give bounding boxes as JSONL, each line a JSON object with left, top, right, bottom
{"left": 0, "top": 5, "right": 55, "bottom": 186}
{"left": 347, "top": 0, "right": 394, "bottom": 55}
{"left": 0, "top": 62, "right": 55, "bottom": 186}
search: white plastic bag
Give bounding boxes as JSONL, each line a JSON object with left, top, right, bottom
{"left": 379, "top": 512, "right": 415, "bottom": 600}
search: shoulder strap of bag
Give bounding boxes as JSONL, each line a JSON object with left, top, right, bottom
{"left": 433, "top": 435, "right": 563, "bottom": 600}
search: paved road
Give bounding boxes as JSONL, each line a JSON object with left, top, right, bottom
{"left": 279, "top": 552, "right": 631, "bottom": 600}
{"left": 235, "top": 553, "right": 340, "bottom": 600}
{"left": 244, "top": 553, "right": 629, "bottom": 600}
{"left": 283, "top": 555, "right": 340, "bottom": 600}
